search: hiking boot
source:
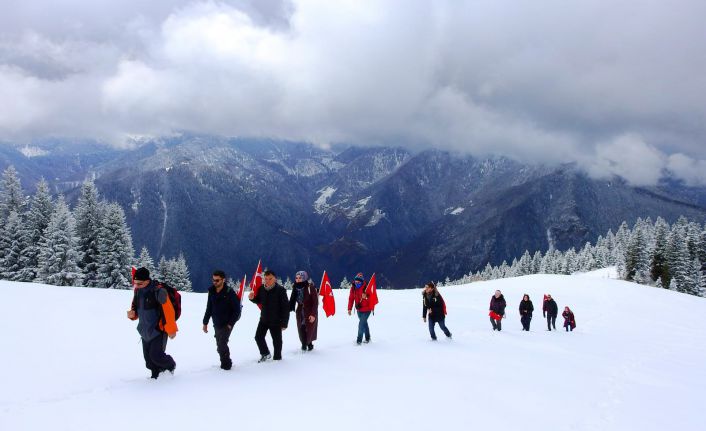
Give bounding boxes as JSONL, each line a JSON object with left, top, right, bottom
{"left": 273, "top": 355, "right": 282, "bottom": 361}
{"left": 221, "top": 363, "right": 232, "bottom": 370}
{"left": 431, "top": 337, "right": 438, "bottom": 341}
{"left": 301, "top": 344, "right": 307, "bottom": 351}
{"left": 363, "top": 338, "right": 370, "bottom": 344}
{"left": 307, "top": 343, "right": 314, "bottom": 351}
{"left": 356, "top": 340, "right": 362, "bottom": 345}
{"left": 150, "top": 370, "right": 160, "bottom": 379}
{"left": 258, "top": 354, "right": 271, "bottom": 363}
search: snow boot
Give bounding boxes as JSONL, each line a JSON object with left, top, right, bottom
{"left": 258, "top": 354, "right": 271, "bottom": 363}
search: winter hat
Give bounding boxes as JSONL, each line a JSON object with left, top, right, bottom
{"left": 354, "top": 272, "right": 364, "bottom": 282}
{"left": 295, "top": 270, "right": 309, "bottom": 281}
{"left": 134, "top": 267, "right": 150, "bottom": 281}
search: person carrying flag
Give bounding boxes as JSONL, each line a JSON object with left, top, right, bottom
{"left": 249, "top": 269, "right": 290, "bottom": 362}
{"left": 289, "top": 270, "right": 319, "bottom": 351}
{"left": 348, "top": 272, "right": 374, "bottom": 345}
{"left": 202, "top": 270, "right": 241, "bottom": 370}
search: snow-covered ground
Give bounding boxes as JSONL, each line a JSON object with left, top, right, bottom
{"left": 2, "top": 273, "right": 705, "bottom": 431}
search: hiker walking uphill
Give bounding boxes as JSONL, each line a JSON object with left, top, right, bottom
{"left": 488, "top": 290, "right": 507, "bottom": 331}
{"left": 422, "top": 282, "right": 452, "bottom": 340}
{"left": 127, "top": 267, "right": 178, "bottom": 379}
{"left": 289, "top": 270, "right": 318, "bottom": 351}
{"left": 562, "top": 306, "right": 576, "bottom": 332}
{"left": 519, "top": 294, "right": 534, "bottom": 331}
{"left": 249, "top": 270, "right": 289, "bottom": 362}
{"left": 543, "top": 294, "right": 558, "bottom": 331}
{"left": 202, "top": 270, "right": 241, "bottom": 370}
{"left": 348, "top": 273, "right": 374, "bottom": 345}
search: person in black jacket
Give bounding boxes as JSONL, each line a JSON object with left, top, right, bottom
{"left": 202, "top": 270, "right": 241, "bottom": 370}
{"left": 518, "top": 294, "right": 534, "bottom": 331}
{"left": 543, "top": 294, "right": 558, "bottom": 331}
{"left": 422, "top": 282, "right": 452, "bottom": 340}
{"left": 249, "top": 269, "right": 290, "bottom": 362}
{"left": 489, "top": 290, "right": 507, "bottom": 331}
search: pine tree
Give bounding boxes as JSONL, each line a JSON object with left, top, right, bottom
{"left": 625, "top": 225, "right": 650, "bottom": 283}
{"left": 169, "top": 253, "right": 192, "bottom": 292}
{"left": 74, "top": 181, "right": 104, "bottom": 287}
{"left": 1, "top": 211, "right": 26, "bottom": 280}
{"left": 339, "top": 276, "right": 351, "bottom": 289}
{"left": 284, "top": 276, "right": 293, "bottom": 290}
{"left": 96, "top": 203, "right": 134, "bottom": 289}
{"left": 17, "top": 179, "right": 54, "bottom": 281}
{"left": 37, "top": 196, "right": 83, "bottom": 286}
{"left": 650, "top": 217, "right": 670, "bottom": 287}
{"left": 157, "top": 256, "right": 172, "bottom": 284}
{"left": 136, "top": 246, "right": 155, "bottom": 275}
{"left": 0, "top": 166, "right": 25, "bottom": 222}
{"left": 666, "top": 226, "right": 690, "bottom": 293}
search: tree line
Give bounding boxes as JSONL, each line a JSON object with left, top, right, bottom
{"left": 0, "top": 166, "right": 192, "bottom": 291}
{"left": 442, "top": 217, "right": 706, "bottom": 297}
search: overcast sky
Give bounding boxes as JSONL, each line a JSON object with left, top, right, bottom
{"left": 1, "top": 0, "right": 705, "bottom": 185}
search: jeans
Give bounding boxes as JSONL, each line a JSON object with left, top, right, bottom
{"left": 547, "top": 315, "right": 557, "bottom": 330}
{"left": 428, "top": 317, "right": 452, "bottom": 339}
{"left": 214, "top": 325, "right": 233, "bottom": 368}
{"left": 142, "top": 333, "right": 175, "bottom": 376}
{"left": 357, "top": 311, "right": 371, "bottom": 343}
{"left": 255, "top": 321, "right": 283, "bottom": 359}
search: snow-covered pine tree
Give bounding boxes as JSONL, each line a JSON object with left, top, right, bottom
{"left": 531, "top": 251, "right": 542, "bottom": 274}
{"left": 686, "top": 258, "right": 704, "bottom": 297}
{"left": 0, "top": 166, "right": 25, "bottom": 223}
{"left": 1, "top": 211, "right": 26, "bottom": 280}
{"left": 624, "top": 223, "right": 651, "bottom": 284}
{"left": 74, "top": 181, "right": 104, "bottom": 287}
{"left": 135, "top": 246, "right": 155, "bottom": 276}
{"left": 284, "top": 276, "right": 293, "bottom": 290}
{"left": 171, "top": 253, "right": 192, "bottom": 292}
{"left": 666, "top": 225, "right": 690, "bottom": 293}
{"left": 339, "top": 276, "right": 351, "bottom": 289}
{"left": 37, "top": 196, "right": 83, "bottom": 287}
{"left": 157, "top": 256, "right": 172, "bottom": 284}
{"left": 650, "top": 217, "right": 670, "bottom": 287}
{"left": 96, "top": 203, "right": 134, "bottom": 289}
{"left": 17, "top": 179, "right": 54, "bottom": 281}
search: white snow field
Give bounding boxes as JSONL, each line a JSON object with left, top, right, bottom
{"left": 2, "top": 272, "right": 705, "bottom": 431}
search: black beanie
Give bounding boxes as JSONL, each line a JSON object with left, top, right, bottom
{"left": 134, "top": 267, "right": 150, "bottom": 281}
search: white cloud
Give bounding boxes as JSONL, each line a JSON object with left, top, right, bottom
{"left": 1, "top": 0, "right": 705, "bottom": 185}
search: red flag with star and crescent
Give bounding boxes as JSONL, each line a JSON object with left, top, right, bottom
{"left": 319, "top": 270, "right": 336, "bottom": 317}
{"left": 236, "top": 274, "right": 247, "bottom": 301}
{"left": 250, "top": 260, "right": 264, "bottom": 309}
{"left": 367, "top": 273, "right": 379, "bottom": 311}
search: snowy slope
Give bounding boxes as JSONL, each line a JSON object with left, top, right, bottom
{"left": 1, "top": 274, "right": 705, "bottom": 431}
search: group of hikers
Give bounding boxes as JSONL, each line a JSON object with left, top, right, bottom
{"left": 127, "top": 267, "right": 576, "bottom": 380}
{"left": 488, "top": 290, "right": 577, "bottom": 332}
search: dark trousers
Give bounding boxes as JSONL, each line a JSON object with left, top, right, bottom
{"left": 255, "top": 321, "right": 283, "bottom": 359}
{"left": 521, "top": 315, "right": 532, "bottom": 331}
{"left": 547, "top": 315, "right": 557, "bottom": 330}
{"left": 490, "top": 317, "right": 502, "bottom": 331}
{"left": 214, "top": 325, "right": 233, "bottom": 368}
{"left": 142, "top": 333, "right": 175, "bottom": 376}
{"left": 357, "top": 311, "right": 371, "bottom": 343}
{"left": 428, "top": 317, "right": 451, "bottom": 339}
{"left": 565, "top": 324, "right": 574, "bottom": 332}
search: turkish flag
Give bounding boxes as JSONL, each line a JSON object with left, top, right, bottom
{"left": 319, "top": 271, "right": 336, "bottom": 317}
{"left": 131, "top": 266, "right": 136, "bottom": 284}
{"left": 236, "top": 274, "right": 247, "bottom": 301}
{"left": 250, "top": 260, "right": 263, "bottom": 309}
{"left": 367, "top": 273, "right": 379, "bottom": 311}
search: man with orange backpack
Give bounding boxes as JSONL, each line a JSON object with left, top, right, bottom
{"left": 127, "top": 267, "right": 178, "bottom": 379}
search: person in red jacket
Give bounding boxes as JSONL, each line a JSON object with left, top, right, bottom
{"left": 348, "top": 272, "right": 372, "bottom": 345}
{"left": 562, "top": 306, "right": 576, "bottom": 332}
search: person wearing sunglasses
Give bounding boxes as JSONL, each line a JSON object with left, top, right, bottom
{"left": 202, "top": 270, "right": 241, "bottom": 370}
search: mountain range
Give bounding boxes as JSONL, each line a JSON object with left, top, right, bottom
{"left": 3, "top": 134, "right": 706, "bottom": 290}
